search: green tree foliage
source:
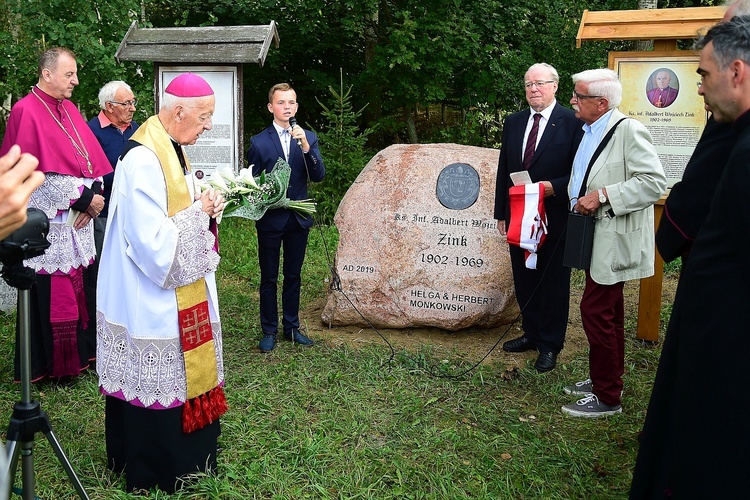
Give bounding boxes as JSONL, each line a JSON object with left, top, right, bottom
{"left": 308, "top": 73, "right": 375, "bottom": 223}
{"left": 142, "top": 0, "right": 364, "bottom": 137}
{"left": 139, "top": 0, "right": 652, "bottom": 147}
{"left": 0, "top": 0, "right": 724, "bottom": 157}
{"left": 0, "top": 0, "right": 151, "bottom": 135}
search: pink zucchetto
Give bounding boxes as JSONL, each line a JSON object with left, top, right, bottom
{"left": 165, "top": 73, "right": 214, "bottom": 97}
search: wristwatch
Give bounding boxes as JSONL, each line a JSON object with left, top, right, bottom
{"left": 598, "top": 189, "right": 607, "bottom": 204}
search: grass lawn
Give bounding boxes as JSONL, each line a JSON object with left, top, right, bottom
{"left": 0, "top": 217, "right": 670, "bottom": 499}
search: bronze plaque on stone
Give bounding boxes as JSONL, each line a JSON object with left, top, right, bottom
{"left": 436, "top": 163, "right": 480, "bottom": 210}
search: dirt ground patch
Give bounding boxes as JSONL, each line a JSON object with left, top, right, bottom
{"left": 303, "top": 273, "right": 679, "bottom": 368}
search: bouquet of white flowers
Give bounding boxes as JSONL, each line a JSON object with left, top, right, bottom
{"left": 197, "top": 158, "right": 316, "bottom": 221}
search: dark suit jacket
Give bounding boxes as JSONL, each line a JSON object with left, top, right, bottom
{"left": 246, "top": 124, "right": 325, "bottom": 231}
{"left": 629, "top": 108, "right": 750, "bottom": 500}
{"left": 494, "top": 102, "right": 584, "bottom": 241}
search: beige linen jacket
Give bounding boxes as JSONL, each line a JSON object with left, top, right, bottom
{"left": 571, "top": 109, "right": 667, "bottom": 285}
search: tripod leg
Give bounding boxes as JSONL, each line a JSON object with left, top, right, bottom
{"left": 5, "top": 280, "right": 90, "bottom": 500}
{"left": 6, "top": 405, "right": 90, "bottom": 499}
{"left": 4, "top": 439, "right": 20, "bottom": 500}
{"left": 42, "top": 429, "right": 90, "bottom": 500}
{"left": 4, "top": 438, "right": 37, "bottom": 500}
{"left": 20, "top": 439, "right": 35, "bottom": 500}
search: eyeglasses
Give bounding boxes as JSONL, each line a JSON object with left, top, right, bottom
{"left": 109, "top": 99, "right": 137, "bottom": 108}
{"left": 524, "top": 80, "right": 555, "bottom": 89}
{"left": 571, "top": 90, "right": 601, "bottom": 100}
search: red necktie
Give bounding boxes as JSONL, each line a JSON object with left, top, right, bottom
{"left": 523, "top": 113, "right": 542, "bottom": 170}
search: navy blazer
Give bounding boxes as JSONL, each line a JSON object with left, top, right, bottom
{"left": 246, "top": 124, "right": 325, "bottom": 230}
{"left": 494, "top": 102, "right": 583, "bottom": 241}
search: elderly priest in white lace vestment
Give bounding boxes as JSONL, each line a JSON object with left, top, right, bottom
{"left": 96, "top": 73, "right": 228, "bottom": 494}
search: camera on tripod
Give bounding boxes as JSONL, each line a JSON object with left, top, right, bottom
{"left": 0, "top": 208, "right": 50, "bottom": 290}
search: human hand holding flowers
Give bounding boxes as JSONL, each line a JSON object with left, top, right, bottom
{"left": 196, "top": 188, "right": 225, "bottom": 219}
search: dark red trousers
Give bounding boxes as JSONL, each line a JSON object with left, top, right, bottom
{"left": 580, "top": 271, "right": 625, "bottom": 406}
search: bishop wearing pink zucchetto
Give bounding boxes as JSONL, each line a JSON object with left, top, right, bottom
{"left": 96, "top": 72, "right": 229, "bottom": 494}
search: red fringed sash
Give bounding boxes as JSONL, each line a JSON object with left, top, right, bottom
{"left": 182, "top": 386, "right": 229, "bottom": 433}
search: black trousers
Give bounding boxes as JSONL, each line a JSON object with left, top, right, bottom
{"left": 256, "top": 215, "right": 310, "bottom": 335}
{"left": 508, "top": 237, "right": 571, "bottom": 353}
{"left": 105, "top": 396, "right": 220, "bottom": 494}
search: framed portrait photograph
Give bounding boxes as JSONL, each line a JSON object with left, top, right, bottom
{"left": 609, "top": 51, "right": 708, "bottom": 186}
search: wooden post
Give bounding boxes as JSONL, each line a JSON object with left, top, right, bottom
{"left": 636, "top": 195, "right": 667, "bottom": 342}
{"left": 653, "top": 39, "right": 678, "bottom": 51}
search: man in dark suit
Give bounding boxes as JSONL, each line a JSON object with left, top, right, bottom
{"left": 493, "top": 63, "right": 584, "bottom": 372}
{"left": 246, "top": 83, "right": 325, "bottom": 353}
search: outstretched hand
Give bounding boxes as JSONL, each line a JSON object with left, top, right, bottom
{"left": 0, "top": 145, "right": 45, "bottom": 239}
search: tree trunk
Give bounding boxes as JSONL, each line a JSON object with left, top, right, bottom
{"left": 363, "top": 7, "right": 382, "bottom": 144}
{"left": 635, "top": 0, "right": 658, "bottom": 51}
{"left": 404, "top": 106, "right": 418, "bottom": 143}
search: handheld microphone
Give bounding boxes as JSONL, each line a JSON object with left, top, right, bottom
{"left": 289, "top": 116, "right": 302, "bottom": 148}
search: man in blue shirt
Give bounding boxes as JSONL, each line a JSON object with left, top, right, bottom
{"left": 86, "top": 80, "right": 139, "bottom": 363}
{"left": 88, "top": 80, "right": 139, "bottom": 230}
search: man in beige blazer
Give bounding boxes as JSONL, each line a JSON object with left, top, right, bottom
{"left": 562, "top": 68, "right": 667, "bottom": 418}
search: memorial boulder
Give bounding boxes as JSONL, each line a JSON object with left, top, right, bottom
{"left": 321, "top": 143, "right": 518, "bottom": 331}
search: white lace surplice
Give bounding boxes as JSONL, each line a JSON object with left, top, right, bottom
{"left": 25, "top": 173, "right": 96, "bottom": 273}
{"left": 96, "top": 146, "right": 223, "bottom": 409}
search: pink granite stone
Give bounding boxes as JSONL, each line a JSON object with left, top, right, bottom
{"left": 321, "top": 143, "right": 519, "bottom": 331}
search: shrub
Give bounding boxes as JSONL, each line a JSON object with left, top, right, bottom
{"left": 308, "top": 73, "right": 375, "bottom": 224}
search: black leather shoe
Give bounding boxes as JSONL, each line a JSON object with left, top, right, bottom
{"left": 284, "top": 330, "right": 314, "bottom": 346}
{"left": 503, "top": 336, "right": 536, "bottom": 353}
{"left": 535, "top": 351, "right": 557, "bottom": 373}
{"left": 259, "top": 333, "right": 277, "bottom": 353}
